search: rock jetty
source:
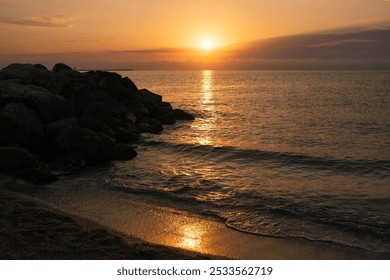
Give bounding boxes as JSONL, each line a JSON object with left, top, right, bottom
{"left": 0, "top": 63, "right": 194, "bottom": 184}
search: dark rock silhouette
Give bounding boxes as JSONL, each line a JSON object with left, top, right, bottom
{"left": 56, "top": 126, "right": 115, "bottom": 162}
{"left": 138, "top": 116, "right": 164, "bottom": 133}
{"left": 0, "top": 102, "right": 45, "bottom": 146}
{"left": 15, "top": 168, "right": 59, "bottom": 184}
{"left": 0, "top": 147, "right": 39, "bottom": 173}
{"left": 1, "top": 63, "right": 50, "bottom": 87}
{"left": 0, "top": 83, "right": 75, "bottom": 123}
{"left": 0, "top": 62, "right": 195, "bottom": 184}
{"left": 45, "top": 117, "right": 79, "bottom": 139}
{"left": 173, "top": 109, "right": 195, "bottom": 120}
{"left": 52, "top": 63, "right": 73, "bottom": 73}
{"left": 113, "top": 144, "right": 137, "bottom": 161}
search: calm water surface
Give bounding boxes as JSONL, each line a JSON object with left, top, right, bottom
{"left": 62, "top": 71, "right": 390, "bottom": 253}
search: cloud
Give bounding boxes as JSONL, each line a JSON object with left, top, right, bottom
{"left": 228, "top": 28, "right": 390, "bottom": 62}
{"left": 118, "top": 47, "right": 190, "bottom": 54}
{"left": 0, "top": 15, "right": 77, "bottom": 28}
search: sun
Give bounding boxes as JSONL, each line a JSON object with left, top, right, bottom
{"left": 200, "top": 39, "right": 215, "bottom": 50}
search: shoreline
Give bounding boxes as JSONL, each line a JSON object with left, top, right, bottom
{"left": 0, "top": 181, "right": 210, "bottom": 260}
{"left": 1, "top": 175, "right": 388, "bottom": 260}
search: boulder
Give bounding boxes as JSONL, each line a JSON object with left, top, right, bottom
{"left": 45, "top": 117, "right": 79, "bottom": 138}
{"left": 138, "top": 88, "right": 162, "bottom": 105}
{"left": 0, "top": 79, "right": 24, "bottom": 85}
{"left": 122, "top": 77, "right": 138, "bottom": 93}
{"left": 109, "top": 118, "right": 140, "bottom": 143}
{"left": 0, "top": 63, "right": 50, "bottom": 87}
{"left": 124, "top": 112, "right": 137, "bottom": 124}
{"left": 0, "top": 147, "right": 39, "bottom": 173}
{"left": 144, "top": 100, "right": 160, "bottom": 118}
{"left": 33, "top": 64, "right": 48, "bottom": 70}
{"left": 56, "top": 127, "right": 115, "bottom": 162}
{"left": 83, "top": 100, "right": 126, "bottom": 121}
{"left": 15, "top": 168, "right": 59, "bottom": 184}
{"left": 70, "top": 88, "right": 96, "bottom": 117}
{"left": 173, "top": 109, "right": 195, "bottom": 120}
{"left": 122, "top": 100, "right": 148, "bottom": 118}
{"left": 161, "top": 101, "right": 173, "bottom": 111}
{"left": 46, "top": 71, "right": 73, "bottom": 96}
{"left": 113, "top": 144, "right": 137, "bottom": 161}
{"left": 158, "top": 111, "right": 176, "bottom": 125}
{"left": 137, "top": 116, "right": 163, "bottom": 133}
{"left": 0, "top": 84, "right": 75, "bottom": 124}
{"left": 114, "top": 87, "right": 139, "bottom": 101}
{"left": 98, "top": 76, "right": 123, "bottom": 93}
{"left": 92, "top": 89, "right": 111, "bottom": 102}
{"left": 79, "top": 115, "right": 116, "bottom": 138}
{"left": 86, "top": 70, "right": 122, "bottom": 83}
{"left": 0, "top": 102, "right": 45, "bottom": 146}
{"left": 52, "top": 63, "right": 73, "bottom": 73}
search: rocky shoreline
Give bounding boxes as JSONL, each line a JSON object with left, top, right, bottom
{"left": 0, "top": 63, "right": 194, "bottom": 184}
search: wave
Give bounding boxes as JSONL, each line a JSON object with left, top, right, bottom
{"left": 140, "top": 140, "right": 390, "bottom": 176}
{"left": 111, "top": 181, "right": 390, "bottom": 253}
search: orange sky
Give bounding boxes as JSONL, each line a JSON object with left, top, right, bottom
{"left": 1, "top": 0, "right": 390, "bottom": 69}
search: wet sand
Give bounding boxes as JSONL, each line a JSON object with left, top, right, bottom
{"left": 1, "top": 174, "right": 388, "bottom": 260}
{"left": 0, "top": 184, "right": 207, "bottom": 259}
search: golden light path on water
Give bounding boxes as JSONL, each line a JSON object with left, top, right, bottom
{"left": 193, "top": 70, "right": 215, "bottom": 146}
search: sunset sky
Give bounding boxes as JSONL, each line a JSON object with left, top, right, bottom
{"left": 1, "top": 0, "right": 390, "bottom": 69}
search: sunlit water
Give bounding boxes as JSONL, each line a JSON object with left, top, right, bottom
{"left": 62, "top": 71, "right": 390, "bottom": 253}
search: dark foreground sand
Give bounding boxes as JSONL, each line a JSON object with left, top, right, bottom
{"left": 0, "top": 188, "right": 207, "bottom": 260}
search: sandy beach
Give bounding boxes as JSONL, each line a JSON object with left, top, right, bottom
{"left": 1, "top": 175, "right": 388, "bottom": 260}
{"left": 0, "top": 178, "right": 207, "bottom": 260}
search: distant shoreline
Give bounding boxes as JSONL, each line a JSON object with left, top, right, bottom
{"left": 77, "top": 68, "right": 134, "bottom": 72}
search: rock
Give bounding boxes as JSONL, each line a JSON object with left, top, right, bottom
{"left": 0, "top": 79, "right": 24, "bottom": 85}
{"left": 70, "top": 88, "right": 96, "bottom": 117}
{"left": 0, "top": 102, "right": 45, "bottom": 146}
{"left": 137, "top": 117, "right": 163, "bottom": 133}
{"left": 45, "top": 117, "right": 79, "bottom": 138}
{"left": 33, "top": 64, "right": 48, "bottom": 70}
{"left": 79, "top": 115, "right": 116, "bottom": 138}
{"left": 86, "top": 70, "right": 122, "bottom": 83}
{"left": 98, "top": 76, "right": 138, "bottom": 101}
{"left": 123, "top": 100, "right": 149, "bottom": 118}
{"left": 161, "top": 101, "right": 173, "bottom": 110}
{"left": 92, "top": 89, "right": 111, "bottom": 102}
{"left": 1, "top": 63, "right": 50, "bottom": 87}
{"left": 122, "top": 77, "right": 138, "bottom": 92}
{"left": 52, "top": 63, "right": 73, "bottom": 73}
{"left": 113, "top": 144, "right": 137, "bottom": 161}
{"left": 144, "top": 100, "right": 160, "bottom": 118}
{"left": 98, "top": 76, "right": 123, "bottom": 93}
{"left": 46, "top": 71, "right": 73, "bottom": 96}
{"left": 158, "top": 111, "right": 176, "bottom": 125}
{"left": 114, "top": 87, "right": 139, "bottom": 101}
{"left": 56, "top": 127, "right": 115, "bottom": 162}
{"left": 0, "top": 147, "right": 39, "bottom": 173}
{"left": 0, "top": 84, "right": 75, "bottom": 124}
{"left": 173, "top": 109, "right": 195, "bottom": 120}
{"left": 83, "top": 100, "right": 126, "bottom": 121}
{"left": 124, "top": 112, "right": 137, "bottom": 124}
{"left": 109, "top": 118, "right": 140, "bottom": 143}
{"left": 138, "top": 89, "right": 162, "bottom": 105}
{"left": 14, "top": 168, "right": 59, "bottom": 184}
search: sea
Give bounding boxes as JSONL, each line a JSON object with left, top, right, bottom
{"left": 51, "top": 70, "right": 390, "bottom": 253}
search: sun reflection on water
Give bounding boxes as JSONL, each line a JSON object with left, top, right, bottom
{"left": 178, "top": 223, "right": 205, "bottom": 250}
{"left": 202, "top": 70, "right": 213, "bottom": 105}
{"left": 193, "top": 70, "right": 216, "bottom": 146}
